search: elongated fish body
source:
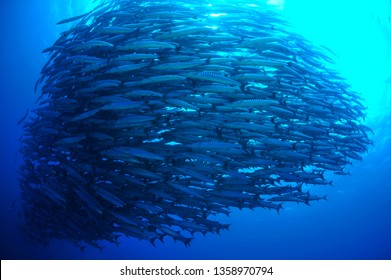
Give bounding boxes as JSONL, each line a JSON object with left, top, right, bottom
{"left": 19, "top": 0, "right": 371, "bottom": 248}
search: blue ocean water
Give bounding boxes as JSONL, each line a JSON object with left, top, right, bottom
{"left": 0, "top": 0, "right": 390, "bottom": 260}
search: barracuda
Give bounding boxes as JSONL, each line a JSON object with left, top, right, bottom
{"left": 20, "top": 0, "right": 371, "bottom": 249}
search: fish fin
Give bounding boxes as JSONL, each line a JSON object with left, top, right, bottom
{"left": 183, "top": 238, "right": 193, "bottom": 247}
{"left": 149, "top": 238, "right": 156, "bottom": 247}
{"left": 277, "top": 203, "right": 283, "bottom": 214}
{"left": 17, "top": 109, "right": 29, "bottom": 125}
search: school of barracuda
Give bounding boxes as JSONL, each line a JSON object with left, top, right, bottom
{"left": 19, "top": 0, "right": 372, "bottom": 249}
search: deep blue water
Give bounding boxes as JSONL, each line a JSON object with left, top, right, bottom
{"left": 0, "top": 0, "right": 390, "bottom": 260}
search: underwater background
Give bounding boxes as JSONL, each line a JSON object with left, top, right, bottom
{"left": 0, "top": 0, "right": 390, "bottom": 260}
